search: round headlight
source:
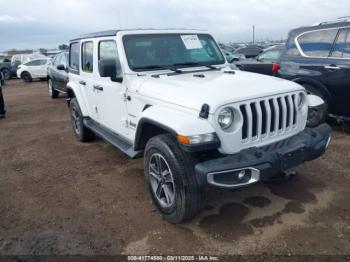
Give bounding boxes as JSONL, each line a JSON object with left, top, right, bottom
{"left": 218, "top": 107, "right": 234, "bottom": 130}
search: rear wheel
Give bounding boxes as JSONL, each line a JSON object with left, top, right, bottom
{"left": 48, "top": 79, "right": 59, "bottom": 99}
{"left": 1, "top": 68, "right": 11, "bottom": 80}
{"left": 69, "top": 98, "right": 95, "bottom": 142}
{"left": 144, "top": 134, "right": 202, "bottom": 224}
{"left": 302, "top": 84, "right": 328, "bottom": 127}
{"left": 21, "top": 72, "right": 32, "bottom": 83}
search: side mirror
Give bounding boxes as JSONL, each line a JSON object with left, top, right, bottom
{"left": 57, "top": 64, "right": 66, "bottom": 70}
{"left": 98, "top": 59, "right": 123, "bottom": 82}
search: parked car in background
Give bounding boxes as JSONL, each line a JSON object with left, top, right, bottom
{"left": 11, "top": 53, "right": 48, "bottom": 77}
{"left": 0, "top": 59, "right": 12, "bottom": 80}
{"left": 47, "top": 51, "right": 69, "bottom": 98}
{"left": 234, "top": 45, "right": 263, "bottom": 58}
{"left": 235, "top": 45, "right": 284, "bottom": 75}
{"left": 0, "top": 71, "right": 4, "bottom": 86}
{"left": 17, "top": 58, "right": 51, "bottom": 82}
{"left": 222, "top": 48, "right": 246, "bottom": 63}
{"left": 277, "top": 17, "right": 350, "bottom": 126}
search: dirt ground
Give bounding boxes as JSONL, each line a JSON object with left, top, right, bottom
{"left": 0, "top": 79, "right": 349, "bottom": 258}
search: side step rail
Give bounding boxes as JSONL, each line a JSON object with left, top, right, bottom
{"left": 83, "top": 118, "right": 141, "bottom": 158}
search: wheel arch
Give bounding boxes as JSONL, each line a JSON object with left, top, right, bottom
{"left": 66, "top": 85, "right": 89, "bottom": 116}
{"left": 134, "top": 118, "right": 177, "bottom": 151}
{"left": 292, "top": 77, "right": 332, "bottom": 107}
{"left": 134, "top": 105, "right": 216, "bottom": 151}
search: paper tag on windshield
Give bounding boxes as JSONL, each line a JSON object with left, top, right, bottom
{"left": 181, "top": 35, "right": 202, "bottom": 49}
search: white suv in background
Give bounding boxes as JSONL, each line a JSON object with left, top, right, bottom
{"left": 17, "top": 58, "right": 51, "bottom": 82}
{"left": 66, "top": 29, "right": 331, "bottom": 223}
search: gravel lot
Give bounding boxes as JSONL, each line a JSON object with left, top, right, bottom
{"left": 0, "top": 80, "right": 349, "bottom": 257}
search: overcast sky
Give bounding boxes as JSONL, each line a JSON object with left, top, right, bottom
{"left": 0, "top": 0, "right": 349, "bottom": 51}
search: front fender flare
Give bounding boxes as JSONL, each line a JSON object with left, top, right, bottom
{"left": 134, "top": 106, "right": 217, "bottom": 150}
{"left": 66, "top": 83, "right": 89, "bottom": 116}
{"left": 138, "top": 106, "right": 216, "bottom": 136}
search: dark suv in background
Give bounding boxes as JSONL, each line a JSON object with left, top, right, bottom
{"left": 277, "top": 18, "right": 350, "bottom": 126}
{"left": 47, "top": 51, "right": 68, "bottom": 98}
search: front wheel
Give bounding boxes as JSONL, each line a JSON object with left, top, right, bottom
{"left": 144, "top": 134, "right": 201, "bottom": 224}
{"left": 1, "top": 68, "right": 11, "bottom": 80}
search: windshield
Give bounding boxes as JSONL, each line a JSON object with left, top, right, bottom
{"left": 123, "top": 34, "right": 225, "bottom": 71}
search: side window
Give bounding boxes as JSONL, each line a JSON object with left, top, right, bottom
{"left": 258, "top": 50, "right": 281, "bottom": 60}
{"left": 53, "top": 54, "right": 61, "bottom": 66}
{"left": 98, "top": 40, "right": 121, "bottom": 77}
{"left": 331, "top": 29, "right": 348, "bottom": 58}
{"left": 69, "top": 42, "right": 80, "bottom": 71}
{"left": 39, "top": 59, "right": 48, "bottom": 65}
{"left": 82, "top": 41, "right": 94, "bottom": 73}
{"left": 26, "top": 60, "right": 41, "bottom": 66}
{"left": 60, "top": 54, "right": 68, "bottom": 66}
{"left": 343, "top": 31, "right": 350, "bottom": 58}
{"left": 297, "top": 29, "right": 338, "bottom": 57}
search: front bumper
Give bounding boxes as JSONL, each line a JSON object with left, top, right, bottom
{"left": 195, "top": 123, "right": 332, "bottom": 189}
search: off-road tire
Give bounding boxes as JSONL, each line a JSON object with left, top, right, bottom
{"left": 21, "top": 72, "right": 32, "bottom": 83}
{"left": 69, "top": 98, "right": 95, "bottom": 142}
{"left": 48, "top": 79, "right": 59, "bottom": 99}
{"left": 1, "top": 68, "right": 11, "bottom": 80}
{"left": 303, "top": 84, "right": 328, "bottom": 127}
{"left": 144, "top": 134, "right": 202, "bottom": 224}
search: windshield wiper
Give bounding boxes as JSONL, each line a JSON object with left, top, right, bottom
{"left": 173, "top": 62, "right": 219, "bottom": 70}
{"left": 132, "top": 65, "right": 183, "bottom": 73}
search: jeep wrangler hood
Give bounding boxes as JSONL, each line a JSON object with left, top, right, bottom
{"left": 137, "top": 70, "right": 304, "bottom": 113}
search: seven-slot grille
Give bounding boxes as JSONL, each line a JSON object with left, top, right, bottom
{"left": 240, "top": 93, "right": 299, "bottom": 143}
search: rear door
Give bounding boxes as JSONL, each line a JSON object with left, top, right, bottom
{"left": 50, "top": 54, "right": 61, "bottom": 89}
{"left": 69, "top": 41, "right": 98, "bottom": 120}
{"left": 80, "top": 40, "right": 99, "bottom": 120}
{"left": 56, "top": 53, "right": 69, "bottom": 92}
{"left": 28, "top": 60, "right": 42, "bottom": 77}
{"left": 326, "top": 28, "right": 350, "bottom": 116}
{"left": 294, "top": 28, "right": 338, "bottom": 92}
{"left": 38, "top": 59, "right": 49, "bottom": 77}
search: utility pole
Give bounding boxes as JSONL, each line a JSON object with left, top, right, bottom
{"left": 252, "top": 25, "right": 255, "bottom": 44}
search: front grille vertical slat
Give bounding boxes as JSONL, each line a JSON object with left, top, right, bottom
{"left": 255, "top": 101, "right": 262, "bottom": 139}
{"left": 292, "top": 94, "right": 297, "bottom": 125}
{"left": 246, "top": 104, "right": 253, "bottom": 140}
{"left": 264, "top": 100, "right": 271, "bottom": 137}
{"left": 287, "top": 95, "right": 294, "bottom": 128}
{"left": 272, "top": 98, "right": 280, "bottom": 133}
{"left": 280, "top": 97, "right": 287, "bottom": 131}
{"left": 239, "top": 93, "right": 299, "bottom": 143}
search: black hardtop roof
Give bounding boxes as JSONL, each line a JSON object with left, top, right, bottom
{"left": 289, "top": 21, "right": 350, "bottom": 36}
{"left": 70, "top": 28, "right": 205, "bottom": 41}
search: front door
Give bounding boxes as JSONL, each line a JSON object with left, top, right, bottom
{"left": 94, "top": 39, "right": 128, "bottom": 136}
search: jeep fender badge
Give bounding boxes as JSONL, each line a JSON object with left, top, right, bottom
{"left": 199, "top": 104, "right": 210, "bottom": 119}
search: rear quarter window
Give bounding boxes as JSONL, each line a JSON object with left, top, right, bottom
{"left": 69, "top": 42, "right": 80, "bottom": 72}
{"left": 296, "top": 28, "right": 338, "bottom": 57}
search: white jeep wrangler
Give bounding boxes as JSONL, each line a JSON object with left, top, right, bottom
{"left": 66, "top": 29, "right": 331, "bottom": 223}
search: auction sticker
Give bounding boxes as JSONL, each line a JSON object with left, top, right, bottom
{"left": 181, "top": 35, "right": 202, "bottom": 49}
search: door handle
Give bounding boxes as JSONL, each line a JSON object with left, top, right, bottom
{"left": 79, "top": 81, "right": 86, "bottom": 86}
{"left": 324, "top": 65, "right": 341, "bottom": 70}
{"left": 93, "top": 85, "right": 104, "bottom": 91}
